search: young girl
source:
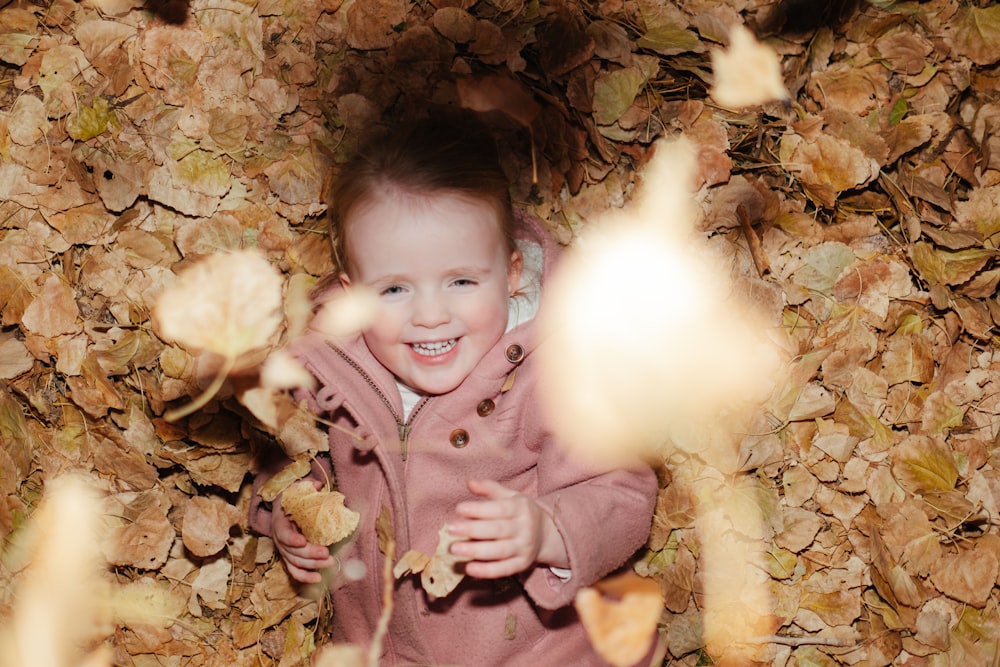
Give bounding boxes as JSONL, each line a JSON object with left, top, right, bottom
{"left": 249, "top": 112, "right": 658, "bottom": 666}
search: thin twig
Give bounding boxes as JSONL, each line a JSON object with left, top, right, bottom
{"left": 737, "top": 203, "right": 770, "bottom": 277}
{"left": 748, "top": 634, "right": 857, "bottom": 647}
{"left": 367, "top": 539, "right": 395, "bottom": 667}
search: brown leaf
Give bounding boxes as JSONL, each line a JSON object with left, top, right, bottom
{"left": 102, "top": 496, "right": 175, "bottom": 570}
{"left": 929, "top": 543, "right": 999, "bottom": 607}
{"left": 249, "top": 563, "right": 305, "bottom": 628}
{"left": 182, "top": 495, "right": 242, "bottom": 557}
{"left": 21, "top": 274, "right": 81, "bottom": 337}
{"left": 877, "top": 30, "right": 933, "bottom": 76}
{"left": 263, "top": 147, "right": 326, "bottom": 206}
{"left": 536, "top": 4, "right": 594, "bottom": 77}
{"left": 140, "top": 27, "right": 206, "bottom": 105}
{"left": 891, "top": 435, "right": 959, "bottom": 495}
{"left": 345, "top": 0, "right": 407, "bottom": 50}
{"left": 432, "top": 7, "right": 476, "bottom": 44}
{"left": 775, "top": 506, "right": 823, "bottom": 553}
{"left": 779, "top": 131, "right": 880, "bottom": 205}
{"left": 881, "top": 332, "right": 935, "bottom": 385}
{"left": 950, "top": 5, "right": 1000, "bottom": 66}
{"left": 0, "top": 331, "right": 34, "bottom": 380}
{"left": 806, "top": 63, "right": 889, "bottom": 115}
{"left": 94, "top": 436, "right": 157, "bottom": 490}
{"left": 257, "top": 458, "right": 313, "bottom": 503}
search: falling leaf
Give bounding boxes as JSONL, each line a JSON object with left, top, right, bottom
{"left": 312, "top": 286, "right": 378, "bottom": 338}
{"left": 575, "top": 572, "right": 663, "bottom": 667}
{"left": 710, "top": 25, "right": 787, "bottom": 109}
{"left": 153, "top": 249, "right": 282, "bottom": 417}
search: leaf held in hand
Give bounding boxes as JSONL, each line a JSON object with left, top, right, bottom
{"left": 280, "top": 480, "right": 359, "bottom": 546}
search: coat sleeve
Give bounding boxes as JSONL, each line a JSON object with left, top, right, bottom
{"left": 247, "top": 431, "right": 334, "bottom": 538}
{"left": 520, "top": 392, "right": 659, "bottom": 610}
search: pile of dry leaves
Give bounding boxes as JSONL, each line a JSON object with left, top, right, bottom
{"left": 4, "top": 0, "right": 1000, "bottom": 665}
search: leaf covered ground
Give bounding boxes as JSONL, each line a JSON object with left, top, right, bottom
{"left": 3, "top": 0, "right": 1000, "bottom": 665}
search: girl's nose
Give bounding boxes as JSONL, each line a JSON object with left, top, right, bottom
{"left": 411, "top": 293, "right": 450, "bottom": 328}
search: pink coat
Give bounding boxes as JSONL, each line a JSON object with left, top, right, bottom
{"left": 250, "top": 214, "right": 658, "bottom": 666}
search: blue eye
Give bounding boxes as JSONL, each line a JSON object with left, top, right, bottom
{"left": 381, "top": 285, "right": 405, "bottom": 296}
{"left": 452, "top": 278, "right": 477, "bottom": 287}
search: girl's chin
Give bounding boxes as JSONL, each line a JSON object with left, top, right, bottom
{"left": 404, "top": 368, "right": 467, "bottom": 395}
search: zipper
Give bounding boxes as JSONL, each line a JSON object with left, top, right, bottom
{"left": 327, "top": 342, "right": 429, "bottom": 461}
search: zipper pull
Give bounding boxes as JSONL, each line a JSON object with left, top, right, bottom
{"left": 398, "top": 422, "right": 410, "bottom": 461}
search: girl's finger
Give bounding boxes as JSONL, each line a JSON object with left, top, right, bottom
{"left": 448, "top": 517, "right": 514, "bottom": 541}
{"left": 453, "top": 497, "right": 513, "bottom": 520}
{"left": 466, "top": 478, "right": 516, "bottom": 499}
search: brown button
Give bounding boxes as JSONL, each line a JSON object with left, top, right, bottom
{"left": 450, "top": 429, "right": 470, "bottom": 448}
{"left": 477, "top": 399, "right": 495, "bottom": 417}
{"left": 505, "top": 344, "right": 525, "bottom": 363}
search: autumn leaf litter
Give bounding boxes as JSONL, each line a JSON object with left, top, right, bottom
{"left": 4, "top": 0, "right": 1000, "bottom": 665}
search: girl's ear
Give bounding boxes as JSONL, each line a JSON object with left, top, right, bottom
{"left": 339, "top": 272, "right": 352, "bottom": 288}
{"left": 507, "top": 249, "right": 524, "bottom": 295}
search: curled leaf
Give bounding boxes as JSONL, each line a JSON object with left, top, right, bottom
{"left": 280, "top": 480, "right": 359, "bottom": 546}
{"left": 395, "top": 525, "right": 469, "bottom": 600}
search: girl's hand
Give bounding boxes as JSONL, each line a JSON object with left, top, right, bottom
{"left": 272, "top": 486, "right": 336, "bottom": 584}
{"left": 447, "top": 479, "right": 569, "bottom": 579}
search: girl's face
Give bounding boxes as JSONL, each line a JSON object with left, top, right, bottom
{"left": 341, "top": 190, "right": 522, "bottom": 395}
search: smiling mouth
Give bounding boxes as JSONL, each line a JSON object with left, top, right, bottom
{"left": 410, "top": 339, "right": 458, "bottom": 357}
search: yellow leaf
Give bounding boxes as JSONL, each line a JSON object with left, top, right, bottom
{"left": 258, "top": 458, "right": 313, "bottom": 503}
{"left": 420, "top": 526, "right": 469, "bottom": 599}
{"left": 891, "top": 435, "right": 958, "bottom": 494}
{"left": 67, "top": 97, "right": 118, "bottom": 141}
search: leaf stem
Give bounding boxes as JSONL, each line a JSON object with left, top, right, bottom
{"left": 164, "top": 355, "right": 236, "bottom": 422}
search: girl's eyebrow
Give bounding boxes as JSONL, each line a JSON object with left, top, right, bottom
{"left": 445, "top": 264, "right": 495, "bottom": 277}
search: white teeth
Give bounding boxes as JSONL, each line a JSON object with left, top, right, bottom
{"left": 411, "top": 339, "right": 457, "bottom": 356}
